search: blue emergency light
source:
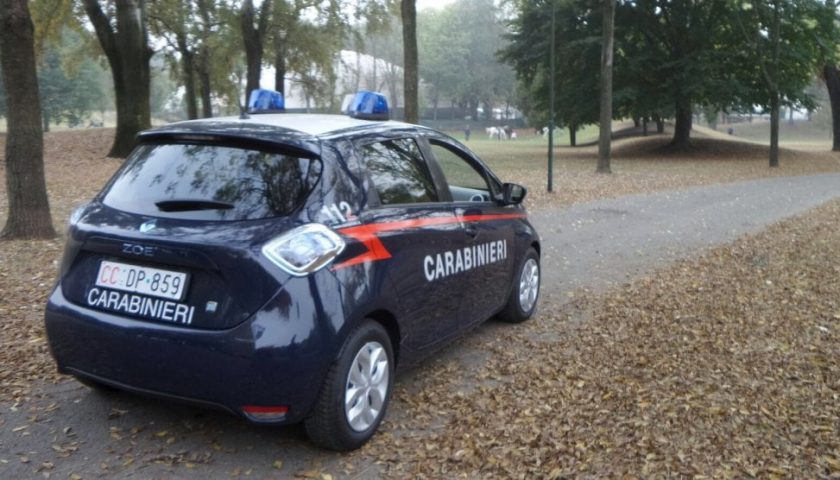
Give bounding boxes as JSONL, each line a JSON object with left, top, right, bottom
{"left": 345, "top": 91, "right": 389, "bottom": 120}
{"left": 248, "top": 89, "right": 285, "bottom": 113}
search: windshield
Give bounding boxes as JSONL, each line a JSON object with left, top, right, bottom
{"left": 102, "top": 143, "right": 321, "bottom": 221}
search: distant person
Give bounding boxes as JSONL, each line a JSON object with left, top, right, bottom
{"left": 727, "top": 127, "right": 734, "bottom": 135}
{"left": 465, "top": 124, "right": 471, "bottom": 141}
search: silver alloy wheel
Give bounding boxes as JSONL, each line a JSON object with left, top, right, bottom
{"left": 518, "top": 258, "right": 539, "bottom": 313}
{"left": 344, "top": 341, "right": 389, "bottom": 432}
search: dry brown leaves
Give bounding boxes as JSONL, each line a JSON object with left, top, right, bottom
{"left": 0, "top": 129, "right": 118, "bottom": 403}
{"left": 346, "top": 199, "right": 840, "bottom": 478}
{"left": 2, "top": 129, "right": 840, "bottom": 478}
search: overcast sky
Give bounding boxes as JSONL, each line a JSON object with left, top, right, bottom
{"left": 416, "top": 0, "right": 455, "bottom": 10}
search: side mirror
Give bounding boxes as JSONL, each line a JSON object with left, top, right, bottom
{"left": 502, "top": 183, "right": 527, "bottom": 205}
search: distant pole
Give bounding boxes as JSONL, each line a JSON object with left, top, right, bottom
{"left": 547, "top": 0, "right": 556, "bottom": 193}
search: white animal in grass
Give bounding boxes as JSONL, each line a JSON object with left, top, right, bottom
{"left": 486, "top": 126, "right": 508, "bottom": 140}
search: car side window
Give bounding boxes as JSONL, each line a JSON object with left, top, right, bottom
{"left": 429, "top": 142, "right": 492, "bottom": 202}
{"left": 361, "top": 138, "right": 438, "bottom": 205}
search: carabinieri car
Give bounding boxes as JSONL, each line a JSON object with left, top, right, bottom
{"left": 44, "top": 90, "right": 541, "bottom": 451}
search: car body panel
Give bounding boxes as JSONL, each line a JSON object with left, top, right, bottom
{"left": 44, "top": 112, "right": 540, "bottom": 425}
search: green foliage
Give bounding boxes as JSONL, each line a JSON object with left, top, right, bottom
{"left": 503, "top": 0, "right": 835, "bottom": 140}
{"left": 38, "top": 29, "right": 108, "bottom": 127}
{"left": 270, "top": 0, "right": 348, "bottom": 109}
{"left": 501, "top": 0, "right": 601, "bottom": 129}
{"left": 418, "top": 0, "right": 515, "bottom": 119}
{"left": 726, "top": 0, "right": 826, "bottom": 112}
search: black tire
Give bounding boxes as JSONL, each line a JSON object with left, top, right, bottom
{"left": 498, "top": 247, "right": 540, "bottom": 323}
{"left": 73, "top": 375, "right": 118, "bottom": 393}
{"left": 304, "top": 320, "right": 394, "bottom": 451}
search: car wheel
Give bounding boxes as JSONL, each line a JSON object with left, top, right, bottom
{"left": 498, "top": 247, "right": 540, "bottom": 323}
{"left": 304, "top": 320, "right": 394, "bottom": 451}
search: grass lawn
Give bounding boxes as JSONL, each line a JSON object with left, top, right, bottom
{"left": 458, "top": 127, "right": 840, "bottom": 212}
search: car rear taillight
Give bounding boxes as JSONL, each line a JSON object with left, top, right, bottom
{"left": 261, "top": 223, "right": 345, "bottom": 276}
{"left": 241, "top": 405, "right": 289, "bottom": 422}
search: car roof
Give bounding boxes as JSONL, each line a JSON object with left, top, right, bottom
{"left": 137, "top": 114, "right": 422, "bottom": 157}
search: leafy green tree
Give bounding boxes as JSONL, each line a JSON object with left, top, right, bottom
{"left": 38, "top": 31, "right": 108, "bottom": 130}
{"left": 149, "top": 0, "right": 201, "bottom": 119}
{"left": 420, "top": 0, "right": 515, "bottom": 121}
{"left": 729, "top": 0, "right": 824, "bottom": 166}
{"left": 501, "top": 0, "right": 600, "bottom": 143}
{"left": 269, "top": 0, "right": 345, "bottom": 108}
{"left": 617, "top": 0, "right": 731, "bottom": 150}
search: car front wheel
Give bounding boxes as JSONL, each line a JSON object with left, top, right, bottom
{"left": 304, "top": 320, "right": 394, "bottom": 451}
{"left": 498, "top": 247, "right": 540, "bottom": 323}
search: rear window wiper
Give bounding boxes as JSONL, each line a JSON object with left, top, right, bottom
{"left": 155, "top": 199, "right": 235, "bottom": 212}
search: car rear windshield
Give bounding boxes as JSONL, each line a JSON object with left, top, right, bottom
{"left": 102, "top": 143, "right": 322, "bottom": 221}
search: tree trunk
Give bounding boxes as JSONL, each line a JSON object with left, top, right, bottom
{"left": 642, "top": 117, "right": 648, "bottom": 136}
{"left": 197, "top": 0, "right": 213, "bottom": 118}
{"left": 42, "top": 110, "right": 50, "bottom": 132}
{"left": 569, "top": 123, "right": 577, "bottom": 146}
{"left": 401, "top": 0, "right": 418, "bottom": 124}
{"left": 198, "top": 50, "right": 213, "bottom": 117}
{"left": 656, "top": 116, "right": 665, "bottom": 133}
{"left": 825, "top": 65, "right": 840, "bottom": 151}
{"left": 178, "top": 35, "right": 198, "bottom": 120}
{"left": 596, "top": 0, "right": 615, "bottom": 174}
{"left": 84, "top": 0, "right": 152, "bottom": 158}
{"left": 671, "top": 98, "right": 692, "bottom": 149}
{"left": 274, "top": 34, "right": 286, "bottom": 96}
{"left": 241, "top": 0, "right": 272, "bottom": 102}
{"left": 0, "top": 0, "right": 56, "bottom": 238}
{"left": 768, "top": 0, "right": 780, "bottom": 168}
{"left": 769, "top": 94, "right": 780, "bottom": 167}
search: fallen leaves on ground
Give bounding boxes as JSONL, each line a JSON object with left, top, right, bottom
{"left": 348, "top": 198, "right": 840, "bottom": 478}
{"left": 2, "top": 129, "right": 840, "bottom": 478}
{"left": 0, "top": 130, "right": 117, "bottom": 404}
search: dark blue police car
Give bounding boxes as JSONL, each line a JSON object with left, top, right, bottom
{"left": 45, "top": 90, "right": 541, "bottom": 450}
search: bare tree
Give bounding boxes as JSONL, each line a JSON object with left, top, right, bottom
{"left": 0, "top": 0, "right": 56, "bottom": 238}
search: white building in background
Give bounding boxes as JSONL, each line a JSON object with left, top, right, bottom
{"left": 260, "top": 50, "right": 404, "bottom": 112}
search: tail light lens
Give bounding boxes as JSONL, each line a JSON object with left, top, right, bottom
{"left": 241, "top": 405, "right": 289, "bottom": 422}
{"left": 261, "top": 223, "right": 345, "bottom": 276}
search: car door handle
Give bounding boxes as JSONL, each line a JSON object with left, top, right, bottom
{"left": 464, "top": 224, "right": 478, "bottom": 238}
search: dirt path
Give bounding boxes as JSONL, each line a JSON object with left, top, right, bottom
{"left": 2, "top": 173, "right": 840, "bottom": 479}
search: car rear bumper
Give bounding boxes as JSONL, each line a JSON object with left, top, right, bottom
{"left": 44, "top": 286, "right": 331, "bottom": 424}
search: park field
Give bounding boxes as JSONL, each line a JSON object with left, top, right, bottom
{"left": 0, "top": 127, "right": 839, "bottom": 477}
{"left": 1, "top": 124, "right": 840, "bottom": 233}
{"left": 2, "top": 126, "right": 840, "bottom": 232}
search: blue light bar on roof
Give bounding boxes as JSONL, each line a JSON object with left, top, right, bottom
{"left": 248, "top": 89, "right": 285, "bottom": 113}
{"left": 345, "top": 91, "right": 389, "bottom": 120}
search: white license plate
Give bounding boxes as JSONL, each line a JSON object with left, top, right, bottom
{"left": 95, "top": 260, "right": 188, "bottom": 301}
